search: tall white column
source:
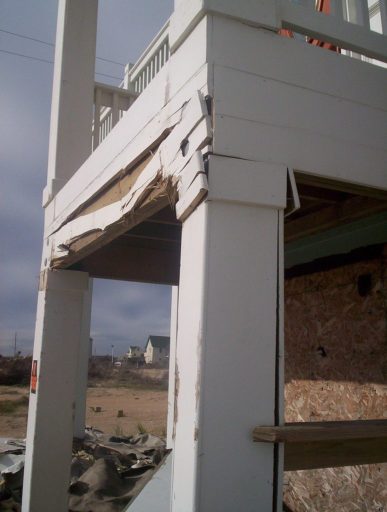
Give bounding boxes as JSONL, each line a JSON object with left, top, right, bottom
{"left": 73, "top": 279, "right": 93, "bottom": 439}
{"left": 171, "top": 156, "right": 288, "bottom": 511}
{"left": 22, "top": 269, "right": 91, "bottom": 512}
{"left": 167, "top": 286, "right": 179, "bottom": 449}
{"left": 43, "top": 0, "right": 98, "bottom": 205}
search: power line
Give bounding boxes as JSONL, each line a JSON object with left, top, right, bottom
{"left": 95, "top": 71, "right": 123, "bottom": 81}
{"left": 0, "top": 28, "right": 53, "bottom": 47}
{"left": 0, "top": 27, "right": 126, "bottom": 66}
{"left": 0, "top": 48, "right": 53, "bottom": 64}
{"left": 0, "top": 48, "right": 123, "bottom": 80}
{"left": 96, "top": 56, "right": 125, "bottom": 66}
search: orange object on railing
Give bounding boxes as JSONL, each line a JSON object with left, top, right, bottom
{"left": 308, "top": 0, "right": 340, "bottom": 51}
{"left": 280, "top": 0, "right": 340, "bottom": 53}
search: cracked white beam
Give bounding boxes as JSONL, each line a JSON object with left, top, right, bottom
{"left": 48, "top": 91, "right": 211, "bottom": 267}
{"left": 45, "top": 16, "right": 210, "bottom": 237}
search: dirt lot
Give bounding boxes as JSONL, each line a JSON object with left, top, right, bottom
{"left": 0, "top": 385, "right": 168, "bottom": 439}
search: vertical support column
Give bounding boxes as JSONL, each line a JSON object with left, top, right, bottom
{"left": 43, "top": 0, "right": 98, "bottom": 205}
{"left": 171, "top": 157, "right": 289, "bottom": 511}
{"left": 73, "top": 278, "right": 93, "bottom": 439}
{"left": 167, "top": 286, "right": 179, "bottom": 449}
{"left": 22, "top": 269, "right": 91, "bottom": 512}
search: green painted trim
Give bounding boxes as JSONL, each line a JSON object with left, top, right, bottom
{"left": 285, "top": 211, "right": 387, "bottom": 269}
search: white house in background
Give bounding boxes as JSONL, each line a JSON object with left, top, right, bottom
{"left": 126, "top": 345, "right": 144, "bottom": 360}
{"left": 144, "top": 335, "right": 170, "bottom": 364}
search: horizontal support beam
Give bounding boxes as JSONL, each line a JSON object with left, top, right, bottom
{"left": 71, "top": 237, "right": 180, "bottom": 285}
{"left": 94, "top": 82, "right": 137, "bottom": 109}
{"left": 253, "top": 419, "right": 387, "bottom": 443}
{"left": 253, "top": 420, "right": 387, "bottom": 470}
{"left": 285, "top": 196, "right": 387, "bottom": 242}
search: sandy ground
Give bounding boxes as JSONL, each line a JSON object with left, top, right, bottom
{"left": 0, "top": 385, "right": 168, "bottom": 439}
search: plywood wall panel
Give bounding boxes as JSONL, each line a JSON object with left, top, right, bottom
{"left": 284, "top": 249, "right": 387, "bottom": 510}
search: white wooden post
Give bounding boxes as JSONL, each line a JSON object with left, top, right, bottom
{"left": 112, "top": 91, "right": 120, "bottom": 128}
{"left": 73, "top": 279, "right": 93, "bottom": 439}
{"left": 43, "top": 0, "right": 98, "bottom": 205}
{"left": 93, "top": 86, "right": 102, "bottom": 150}
{"left": 22, "top": 269, "right": 92, "bottom": 512}
{"left": 167, "top": 286, "right": 179, "bottom": 449}
{"left": 171, "top": 157, "right": 288, "bottom": 511}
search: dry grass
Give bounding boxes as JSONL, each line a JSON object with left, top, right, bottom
{"left": 0, "top": 395, "right": 29, "bottom": 414}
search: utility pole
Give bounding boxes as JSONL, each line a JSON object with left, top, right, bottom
{"left": 14, "top": 332, "right": 17, "bottom": 357}
{"left": 111, "top": 344, "right": 114, "bottom": 364}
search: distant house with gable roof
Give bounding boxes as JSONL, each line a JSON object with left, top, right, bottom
{"left": 126, "top": 345, "right": 144, "bottom": 362}
{"left": 144, "top": 335, "right": 170, "bottom": 365}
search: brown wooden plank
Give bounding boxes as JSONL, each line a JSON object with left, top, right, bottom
{"left": 253, "top": 420, "right": 387, "bottom": 443}
{"left": 253, "top": 420, "right": 387, "bottom": 470}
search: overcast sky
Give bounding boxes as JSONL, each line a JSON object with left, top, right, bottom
{"left": 0, "top": 0, "right": 174, "bottom": 357}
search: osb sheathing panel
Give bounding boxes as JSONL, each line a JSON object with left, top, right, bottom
{"left": 284, "top": 252, "right": 387, "bottom": 511}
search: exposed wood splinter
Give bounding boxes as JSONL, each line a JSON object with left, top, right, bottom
{"left": 50, "top": 90, "right": 212, "bottom": 269}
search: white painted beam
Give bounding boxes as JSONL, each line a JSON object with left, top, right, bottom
{"left": 170, "top": 0, "right": 279, "bottom": 51}
{"left": 22, "top": 270, "right": 91, "bottom": 512}
{"left": 43, "top": 0, "right": 98, "bottom": 205}
{"left": 171, "top": 157, "right": 288, "bottom": 511}
{"left": 211, "top": 16, "right": 387, "bottom": 192}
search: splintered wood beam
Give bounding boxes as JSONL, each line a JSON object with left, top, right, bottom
{"left": 253, "top": 420, "right": 387, "bottom": 471}
{"left": 285, "top": 196, "right": 387, "bottom": 242}
{"left": 50, "top": 90, "right": 210, "bottom": 270}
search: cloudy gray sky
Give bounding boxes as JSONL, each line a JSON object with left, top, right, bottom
{"left": 0, "top": 0, "right": 174, "bottom": 357}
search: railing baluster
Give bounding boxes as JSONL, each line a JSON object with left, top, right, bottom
{"left": 93, "top": 87, "right": 102, "bottom": 150}
{"left": 331, "top": 0, "right": 345, "bottom": 20}
{"left": 345, "top": 0, "right": 370, "bottom": 28}
{"left": 164, "top": 42, "right": 168, "bottom": 63}
{"left": 380, "top": 0, "right": 387, "bottom": 34}
{"left": 112, "top": 92, "right": 119, "bottom": 128}
{"left": 357, "top": 0, "right": 371, "bottom": 28}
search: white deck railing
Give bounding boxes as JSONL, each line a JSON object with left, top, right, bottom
{"left": 280, "top": 0, "right": 387, "bottom": 62}
{"left": 92, "top": 82, "right": 138, "bottom": 150}
{"left": 92, "top": 2, "right": 386, "bottom": 150}
{"left": 92, "top": 21, "right": 170, "bottom": 150}
{"left": 124, "top": 20, "right": 170, "bottom": 95}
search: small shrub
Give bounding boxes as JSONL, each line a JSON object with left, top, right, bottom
{"left": 0, "top": 357, "right": 32, "bottom": 386}
{"left": 0, "top": 395, "right": 29, "bottom": 414}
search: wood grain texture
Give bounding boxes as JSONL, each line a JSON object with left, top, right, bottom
{"left": 253, "top": 419, "right": 387, "bottom": 443}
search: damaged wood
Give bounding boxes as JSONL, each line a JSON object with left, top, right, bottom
{"left": 49, "top": 91, "right": 212, "bottom": 269}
